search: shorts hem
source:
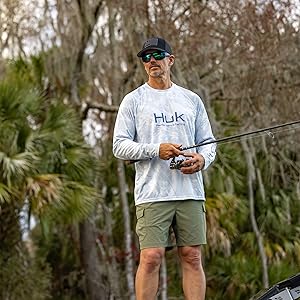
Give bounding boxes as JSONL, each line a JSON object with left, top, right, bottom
{"left": 177, "top": 241, "right": 207, "bottom": 247}
{"left": 135, "top": 197, "right": 205, "bottom": 206}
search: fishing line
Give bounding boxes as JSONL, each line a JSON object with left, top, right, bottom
{"left": 181, "top": 120, "right": 300, "bottom": 151}
{"left": 126, "top": 120, "right": 300, "bottom": 168}
{"left": 205, "top": 124, "right": 300, "bottom": 148}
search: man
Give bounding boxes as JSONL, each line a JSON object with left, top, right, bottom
{"left": 113, "top": 37, "right": 216, "bottom": 300}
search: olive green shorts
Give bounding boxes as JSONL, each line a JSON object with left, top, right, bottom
{"left": 135, "top": 200, "right": 206, "bottom": 250}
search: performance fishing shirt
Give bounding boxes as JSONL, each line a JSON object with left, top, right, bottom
{"left": 113, "top": 83, "right": 216, "bottom": 205}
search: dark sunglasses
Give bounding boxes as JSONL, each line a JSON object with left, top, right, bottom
{"left": 141, "top": 51, "right": 170, "bottom": 63}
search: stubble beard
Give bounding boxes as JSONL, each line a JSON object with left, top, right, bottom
{"left": 149, "top": 67, "right": 164, "bottom": 79}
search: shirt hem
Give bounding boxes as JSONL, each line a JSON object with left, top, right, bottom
{"left": 135, "top": 196, "right": 206, "bottom": 206}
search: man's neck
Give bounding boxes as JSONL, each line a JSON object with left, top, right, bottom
{"left": 147, "top": 77, "right": 172, "bottom": 90}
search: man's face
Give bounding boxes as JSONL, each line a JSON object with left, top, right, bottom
{"left": 142, "top": 50, "right": 175, "bottom": 78}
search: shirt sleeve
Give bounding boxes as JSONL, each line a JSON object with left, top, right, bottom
{"left": 112, "top": 95, "right": 160, "bottom": 160}
{"left": 195, "top": 98, "right": 217, "bottom": 170}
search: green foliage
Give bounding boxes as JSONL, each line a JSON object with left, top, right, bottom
{"left": 0, "top": 79, "right": 99, "bottom": 220}
{"left": 204, "top": 135, "right": 300, "bottom": 299}
{"left": 0, "top": 203, "right": 52, "bottom": 300}
{"left": 47, "top": 181, "right": 99, "bottom": 223}
{"left": 0, "top": 70, "right": 100, "bottom": 299}
{"left": 7, "top": 56, "right": 45, "bottom": 88}
{"left": 32, "top": 224, "right": 86, "bottom": 300}
{"left": 0, "top": 250, "right": 52, "bottom": 300}
{"left": 207, "top": 253, "right": 262, "bottom": 300}
{"left": 207, "top": 142, "right": 246, "bottom": 196}
{"left": 205, "top": 193, "right": 248, "bottom": 258}
{"left": 165, "top": 250, "right": 184, "bottom": 297}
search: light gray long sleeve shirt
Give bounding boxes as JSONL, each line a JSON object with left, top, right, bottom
{"left": 113, "top": 83, "right": 216, "bottom": 205}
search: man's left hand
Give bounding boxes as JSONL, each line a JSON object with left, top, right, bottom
{"left": 179, "top": 153, "right": 205, "bottom": 174}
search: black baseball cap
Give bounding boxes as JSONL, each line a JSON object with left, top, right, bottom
{"left": 137, "top": 37, "right": 172, "bottom": 57}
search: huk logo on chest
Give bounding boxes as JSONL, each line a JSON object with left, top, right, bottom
{"left": 153, "top": 112, "right": 185, "bottom": 123}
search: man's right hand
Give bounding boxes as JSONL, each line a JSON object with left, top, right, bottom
{"left": 159, "top": 143, "right": 183, "bottom": 160}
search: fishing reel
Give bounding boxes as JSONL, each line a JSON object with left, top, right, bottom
{"left": 169, "top": 157, "right": 185, "bottom": 169}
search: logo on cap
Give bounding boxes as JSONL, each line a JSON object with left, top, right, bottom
{"left": 144, "top": 38, "right": 159, "bottom": 48}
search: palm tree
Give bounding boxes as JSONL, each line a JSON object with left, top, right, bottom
{"left": 0, "top": 80, "right": 100, "bottom": 299}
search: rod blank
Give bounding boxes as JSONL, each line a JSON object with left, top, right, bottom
{"left": 182, "top": 120, "right": 300, "bottom": 150}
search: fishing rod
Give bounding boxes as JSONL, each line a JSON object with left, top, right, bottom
{"left": 170, "top": 120, "right": 300, "bottom": 169}
{"left": 181, "top": 120, "right": 300, "bottom": 151}
{"left": 126, "top": 120, "right": 300, "bottom": 169}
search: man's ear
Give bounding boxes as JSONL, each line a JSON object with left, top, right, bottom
{"left": 169, "top": 55, "right": 175, "bottom": 65}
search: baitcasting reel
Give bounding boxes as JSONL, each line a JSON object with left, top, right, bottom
{"left": 169, "top": 157, "right": 185, "bottom": 169}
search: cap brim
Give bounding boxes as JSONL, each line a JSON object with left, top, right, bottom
{"left": 137, "top": 46, "right": 165, "bottom": 57}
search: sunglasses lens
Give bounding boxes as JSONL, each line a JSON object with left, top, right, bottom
{"left": 141, "top": 51, "right": 168, "bottom": 62}
{"left": 142, "top": 54, "right": 152, "bottom": 62}
{"left": 153, "top": 52, "right": 165, "bottom": 60}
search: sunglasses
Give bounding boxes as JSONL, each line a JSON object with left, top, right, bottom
{"left": 141, "top": 51, "right": 170, "bottom": 63}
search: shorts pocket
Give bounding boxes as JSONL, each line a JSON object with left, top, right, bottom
{"left": 136, "top": 206, "right": 146, "bottom": 241}
{"left": 202, "top": 202, "right": 206, "bottom": 213}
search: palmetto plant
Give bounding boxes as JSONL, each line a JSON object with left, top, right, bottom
{"left": 0, "top": 80, "right": 99, "bottom": 299}
{"left": 204, "top": 139, "right": 300, "bottom": 300}
{"left": 0, "top": 79, "right": 99, "bottom": 216}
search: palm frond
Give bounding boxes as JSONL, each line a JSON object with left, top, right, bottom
{"left": 0, "top": 183, "right": 15, "bottom": 203}
{"left": 40, "top": 103, "right": 81, "bottom": 143}
{"left": 0, "top": 151, "right": 39, "bottom": 186}
{"left": 0, "top": 81, "right": 42, "bottom": 122}
{"left": 206, "top": 193, "right": 248, "bottom": 257}
{"left": 25, "top": 174, "right": 63, "bottom": 214}
{"left": 50, "top": 180, "right": 99, "bottom": 223}
{"left": 61, "top": 146, "right": 97, "bottom": 181}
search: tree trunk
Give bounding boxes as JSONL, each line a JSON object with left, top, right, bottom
{"left": 117, "top": 159, "right": 136, "bottom": 300}
{"left": 79, "top": 218, "right": 107, "bottom": 300}
{"left": 103, "top": 203, "right": 122, "bottom": 299}
{"left": 242, "top": 140, "right": 269, "bottom": 289}
{"left": 69, "top": 2, "right": 107, "bottom": 297}
{"left": 159, "top": 256, "right": 168, "bottom": 300}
